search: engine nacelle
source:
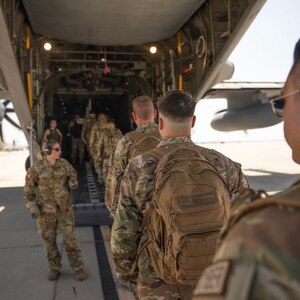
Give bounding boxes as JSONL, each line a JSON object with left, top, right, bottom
{"left": 211, "top": 102, "right": 282, "bottom": 132}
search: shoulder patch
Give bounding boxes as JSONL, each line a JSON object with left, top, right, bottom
{"left": 194, "top": 260, "right": 231, "bottom": 296}
{"left": 25, "top": 171, "right": 32, "bottom": 181}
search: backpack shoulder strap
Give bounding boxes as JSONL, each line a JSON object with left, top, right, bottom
{"left": 149, "top": 142, "right": 211, "bottom": 170}
{"left": 149, "top": 141, "right": 194, "bottom": 157}
{"left": 125, "top": 130, "right": 141, "bottom": 141}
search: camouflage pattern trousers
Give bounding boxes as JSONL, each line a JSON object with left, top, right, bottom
{"left": 36, "top": 208, "right": 84, "bottom": 271}
{"left": 71, "top": 137, "right": 85, "bottom": 164}
{"left": 102, "top": 157, "right": 109, "bottom": 184}
{"left": 137, "top": 278, "right": 194, "bottom": 300}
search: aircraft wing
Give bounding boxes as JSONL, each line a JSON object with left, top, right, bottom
{"left": 202, "top": 81, "right": 284, "bottom": 131}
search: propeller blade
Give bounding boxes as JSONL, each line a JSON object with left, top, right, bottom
{"left": 6, "top": 108, "right": 14, "bottom": 113}
{"left": 3, "top": 100, "right": 10, "bottom": 107}
{"left": 4, "top": 114, "right": 21, "bottom": 129}
{"left": 0, "top": 123, "right": 3, "bottom": 140}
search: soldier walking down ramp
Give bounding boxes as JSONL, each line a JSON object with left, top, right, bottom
{"left": 105, "top": 95, "right": 161, "bottom": 217}
{"left": 193, "top": 39, "right": 300, "bottom": 300}
{"left": 81, "top": 112, "right": 97, "bottom": 154}
{"left": 96, "top": 120, "right": 123, "bottom": 185}
{"left": 24, "top": 139, "right": 87, "bottom": 281}
{"left": 111, "top": 90, "right": 249, "bottom": 299}
{"left": 69, "top": 115, "right": 85, "bottom": 165}
{"left": 89, "top": 113, "right": 108, "bottom": 184}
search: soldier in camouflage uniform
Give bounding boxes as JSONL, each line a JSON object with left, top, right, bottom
{"left": 105, "top": 95, "right": 161, "bottom": 217}
{"left": 111, "top": 90, "right": 249, "bottom": 299}
{"left": 89, "top": 113, "right": 108, "bottom": 183}
{"left": 69, "top": 115, "right": 85, "bottom": 165}
{"left": 41, "top": 119, "right": 63, "bottom": 150}
{"left": 96, "top": 120, "right": 123, "bottom": 184}
{"left": 81, "top": 112, "right": 96, "bottom": 154}
{"left": 24, "top": 139, "right": 87, "bottom": 281}
{"left": 193, "top": 39, "right": 300, "bottom": 300}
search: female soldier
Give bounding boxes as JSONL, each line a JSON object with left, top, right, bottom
{"left": 41, "top": 119, "right": 63, "bottom": 150}
{"left": 24, "top": 139, "right": 87, "bottom": 281}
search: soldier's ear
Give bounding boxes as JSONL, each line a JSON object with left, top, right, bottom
{"left": 132, "top": 111, "right": 137, "bottom": 123}
{"left": 159, "top": 117, "right": 164, "bottom": 130}
{"left": 192, "top": 115, "right": 196, "bottom": 128}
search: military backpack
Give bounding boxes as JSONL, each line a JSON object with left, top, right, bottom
{"left": 138, "top": 143, "right": 231, "bottom": 285}
{"left": 108, "top": 129, "right": 161, "bottom": 216}
{"left": 126, "top": 130, "right": 161, "bottom": 159}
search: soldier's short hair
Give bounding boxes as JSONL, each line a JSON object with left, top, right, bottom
{"left": 98, "top": 113, "right": 108, "bottom": 121}
{"left": 132, "top": 95, "right": 154, "bottom": 120}
{"left": 157, "top": 90, "right": 196, "bottom": 121}
{"left": 290, "top": 39, "right": 300, "bottom": 84}
{"left": 293, "top": 38, "right": 300, "bottom": 64}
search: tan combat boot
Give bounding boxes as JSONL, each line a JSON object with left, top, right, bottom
{"left": 75, "top": 269, "right": 88, "bottom": 281}
{"left": 48, "top": 269, "right": 60, "bottom": 281}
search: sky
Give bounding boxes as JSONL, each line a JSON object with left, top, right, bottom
{"left": 1, "top": 0, "right": 300, "bottom": 146}
{"left": 192, "top": 0, "right": 300, "bottom": 143}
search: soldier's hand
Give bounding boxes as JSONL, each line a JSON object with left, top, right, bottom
{"left": 30, "top": 205, "right": 41, "bottom": 218}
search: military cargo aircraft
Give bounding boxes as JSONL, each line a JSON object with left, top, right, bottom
{"left": 0, "top": 0, "right": 281, "bottom": 159}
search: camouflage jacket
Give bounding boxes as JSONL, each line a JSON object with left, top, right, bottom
{"left": 24, "top": 158, "right": 78, "bottom": 213}
{"left": 111, "top": 137, "right": 249, "bottom": 283}
{"left": 81, "top": 118, "right": 96, "bottom": 144}
{"left": 193, "top": 182, "right": 300, "bottom": 300}
{"left": 89, "top": 121, "right": 106, "bottom": 150}
{"left": 96, "top": 128, "right": 123, "bottom": 159}
{"left": 105, "top": 123, "right": 159, "bottom": 216}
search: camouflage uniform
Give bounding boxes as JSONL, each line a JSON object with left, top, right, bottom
{"left": 47, "top": 128, "right": 61, "bottom": 143}
{"left": 24, "top": 158, "right": 85, "bottom": 272}
{"left": 70, "top": 121, "right": 85, "bottom": 165}
{"left": 193, "top": 182, "right": 300, "bottom": 300}
{"left": 105, "top": 123, "right": 159, "bottom": 217}
{"left": 81, "top": 117, "right": 96, "bottom": 153}
{"left": 89, "top": 121, "right": 107, "bottom": 182}
{"left": 96, "top": 127, "right": 123, "bottom": 184}
{"left": 111, "top": 137, "right": 249, "bottom": 300}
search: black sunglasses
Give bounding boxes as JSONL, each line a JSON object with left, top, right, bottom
{"left": 52, "top": 147, "right": 61, "bottom": 152}
{"left": 270, "top": 89, "right": 300, "bottom": 118}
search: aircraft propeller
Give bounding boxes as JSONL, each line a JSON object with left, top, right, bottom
{"left": 0, "top": 100, "right": 21, "bottom": 142}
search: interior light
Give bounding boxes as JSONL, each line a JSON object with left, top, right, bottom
{"left": 150, "top": 46, "right": 157, "bottom": 54}
{"left": 43, "top": 42, "right": 52, "bottom": 51}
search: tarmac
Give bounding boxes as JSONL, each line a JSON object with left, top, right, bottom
{"left": 0, "top": 140, "right": 299, "bottom": 300}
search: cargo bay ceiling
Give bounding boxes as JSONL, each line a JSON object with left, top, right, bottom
{"left": 18, "top": 0, "right": 267, "bottom": 100}
{"left": 0, "top": 0, "right": 271, "bottom": 145}
{"left": 22, "top": 0, "right": 204, "bottom": 45}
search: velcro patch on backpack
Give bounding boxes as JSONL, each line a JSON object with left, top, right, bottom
{"left": 193, "top": 260, "right": 231, "bottom": 295}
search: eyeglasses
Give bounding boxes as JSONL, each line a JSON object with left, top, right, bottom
{"left": 270, "top": 89, "right": 300, "bottom": 118}
{"left": 52, "top": 147, "right": 61, "bottom": 152}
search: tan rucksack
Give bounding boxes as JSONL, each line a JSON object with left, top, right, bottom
{"left": 107, "top": 129, "right": 161, "bottom": 217}
{"left": 126, "top": 130, "right": 161, "bottom": 159}
{"left": 138, "top": 143, "right": 231, "bottom": 285}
